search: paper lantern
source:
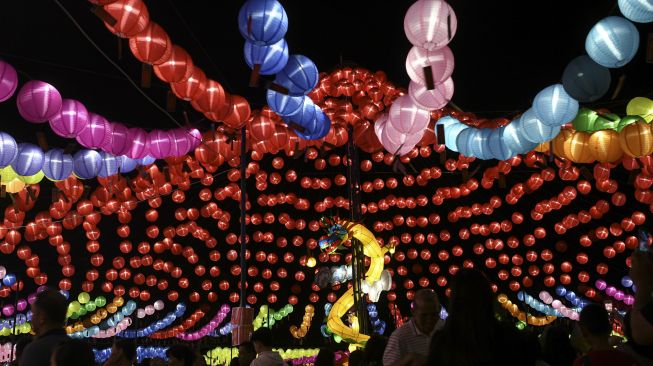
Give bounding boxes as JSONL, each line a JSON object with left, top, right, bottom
{"left": 463, "top": 128, "right": 494, "bottom": 160}
{"left": 267, "top": 90, "right": 304, "bottom": 117}
{"left": 296, "top": 108, "right": 331, "bottom": 141}
{"left": 222, "top": 95, "right": 251, "bottom": 130}
{"left": 380, "top": 121, "right": 424, "bottom": 156}
{"left": 0, "top": 166, "right": 17, "bottom": 182}
{"left": 126, "top": 128, "right": 148, "bottom": 159}
{"left": 19, "top": 170, "right": 44, "bottom": 184}
{"left": 405, "top": 46, "right": 454, "bottom": 85}
{"left": 108, "top": 123, "right": 130, "bottom": 156}
{"left": 387, "top": 95, "right": 431, "bottom": 134}
{"left": 571, "top": 108, "right": 599, "bottom": 132}
{"left": 0, "top": 61, "right": 18, "bottom": 102}
{"left": 562, "top": 55, "right": 611, "bottom": 102}
{"left": 76, "top": 113, "right": 112, "bottom": 149}
{"left": 532, "top": 84, "right": 579, "bottom": 126}
{"left": 190, "top": 80, "right": 226, "bottom": 114}
{"left": 153, "top": 45, "right": 194, "bottom": 83}
{"left": 408, "top": 78, "right": 454, "bottom": 110}
{"left": 171, "top": 66, "right": 207, "bottom": 101}
{"left": 128, "top": 22, "right": 172, "bottom": 65}
{"left": 589, "top": 130, "right": 623, "bottom": 162}
{"left": 248, "top": 114, "right": 275, "bottom": 141}
{"left": 118, "top": 156, "right": 138, "bottom": 173}
{"left": 73, "top": 150, "right": 102, "bottom": 179}
{"left": 619, "top": 121, "right": 653, "bottom": 157}
{"left": 244, "top": 38, "right": 289, "bottom": 75}
{"left": 626, "top": 97, "right": 653, "bottom": 122}
{"left": 274, "top": 55, "right": 319, "bottom": 96}
{"left": 11, "top": 143, "right": 44, "bottom": 176}
{"left": 17, "top": 81, "right": 63, "bottom": 123}
{"left": 98, "top": 152, "right": 119, "bottom": 178}
{"left": 49, "top": 99, "right": 89, "bottom": 138}
{"left": 488, "top": 127, "right": 514, "bottom": 160}
{"left": 104, "top": 0, "right": 150, "bottom": 38}
{"left": 520, "top": 108, "right": 561, "bottom": 143}
{"left": 0, "top": 132, "right": 18, "bottom": 168}
{"left": 502, "top": 119, "right": 539, "bottom": 154}
{"left": 42, "top": 149, "right": 73, "bottom": 181}
{"left": 617, "top": 115, "right": 644, "bottom": 132}
{"left": 564, "top": 131, "right": 594, "bottom": 163}
{"left": 238, "top": 0, "right": 288, "bottom": 45}
{"left": 552, "top": 129, "right": 573, "bottom": 158}
{"left": 618, "top": 0, "right": 653, "bottom": 23}
{"left": 404, "top": 0, "right": 457, "bottom": 51}
{"left": 146, "top": 130, "right": 172, "bottom": 159}
{"left": 440, "top": 118, "right": 467, "bottom": 152}
{"left": 586, "top": 16, "right": 639, "bottom": 68}
{"left": 139, "top": 156, "right": 155, "bottom": 166}
{"left": 168, "top": 129, "right": 192, "bottom": 158}
{"left": 5, "top": 179, "right": 24, "bottom": 194}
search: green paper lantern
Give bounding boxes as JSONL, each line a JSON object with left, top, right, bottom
{"left": 617, "top": 115, "right": 644, "bottom": 132}
{"left": 593, "top": 113, "right": 621, "bottom": 130}
{"left": 572, "top": 108, "right": 599, "bottom": 131}
{"left": 78, "top": 292, "right": 90, "bottom": 304}
{"left": 95, "top": 296, "right": 107, "bottom": 308}
{"left": 0, "top": 166, "right": 18, "bottom": 182}
{"left": 85, "top": 302, "right": 96, "bottom": 312}
{"left": 19, "top": 170, "right": 44, "bottom": 184}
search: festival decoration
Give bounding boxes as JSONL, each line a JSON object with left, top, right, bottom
{"left": 618, "top": 0, "right": 653, "bottom": 23}
{"left": 585, "top": 16, "right": 639, "bottom": 68}
{"left": 16, "top": 81, "right": 62, "bottom": 123}
{"left": 0, "top": 61, "right": 18, "bottom": 102}
{"left": 562, "top": 55, "right": 611, "bottom": 102}
{"left": 290, "top": 304, "right": 314, "bottom": 339}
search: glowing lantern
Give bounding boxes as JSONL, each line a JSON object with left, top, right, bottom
{"left": 585, "top": 16, "right": 639, "bottom": 68}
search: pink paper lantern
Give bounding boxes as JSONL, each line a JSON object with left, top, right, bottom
{"left": 17, "top": 81, "right": 63, "bottom": 123}
{"left": 387, "top": 95, "right": 431, "bottom": 134}
{"left": 76, "top": 113, "right": 111, "bottom": 149}
{"left": 170, "top": 128, "right": 192, "bottom": 157}
{"left": 408, "top": 78, "right": 454, "bottom": 110}
{"left": 49, "top": 99, "right": 89, "bottom": 138}
{"left": 188, "top": 128, "right": 203, "bottom": 149}
{"left": 406, "top": 46, "right": 454, "bottom": 85}
{"left": 109, "top": 123, "right": 130, "bottom": 156}
{"left": 380, "top": 117, "right": 424, "bottom": 155}
{"left": 127, "top": 128, "right": 148, "bottom": 159}
{"left": 404, "top": 0, "right": 457, "bottom": 51}
{"left": 147, "top": 130, "right": 172, "bottom": 159}
{"left": 373, "top": 113, "right": 388, "bottom": 142}
{"left": 0, "top": 61, "right": 18, "bottom": 102}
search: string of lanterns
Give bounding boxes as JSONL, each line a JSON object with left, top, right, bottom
{"left": 497, "top": 294, "right": 557, "bottom": 326}
{"left": 290, "top": 304, "right": 314, "bottom": 339}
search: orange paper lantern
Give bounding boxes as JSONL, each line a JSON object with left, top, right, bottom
{"left": 552, "top": 129, "right": 573, "bottom": 159}
{"left": 619, "top": 121, "right": 653, "bottom": 157}
{"left": 589, "top": 130, "right": 623, "bottom": 162}
{"left": 564, "top": 131, "right": 593, "bottom": 163}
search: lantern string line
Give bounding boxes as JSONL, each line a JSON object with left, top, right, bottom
{"left": 0, "top": 165, "right": 233, "bottom": 231}
{"left": 51, "top": 0, "right": 196, "bottom": 136}
{"left": 164, "top": 0, "right": 235, "bottom": 93}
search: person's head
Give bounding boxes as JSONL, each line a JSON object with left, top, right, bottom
{"left": 50, "top": 339, "right": 95, "bottom": 366}
{"left": 14, "top": 337, "right": 32, "bottom": 365}
{"left": 411, "top": 289, "right": 441, "bottom": 334}
{"left": 31, "top": 289, "right": 67, "bottom": 336}
{"left": 166, "top": 345, "right": 196, "bottom": 366}
{"left": 238, "top": 341, "right": 256, "bottom": 366}
{"left": 250, "top": 327, "right": 274, "bottom": 354}
{"left": 112, "top": 339, "right": 136, "bottom": 364}
{"left": 314, "top": 348, "right": 334, "bottom": 366}
{"left": 579, "top": 303, "right": 612, "bottom": 341}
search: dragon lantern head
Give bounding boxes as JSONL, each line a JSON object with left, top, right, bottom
{"left": 318, "top": 217, "right": 349, "bottom": 254}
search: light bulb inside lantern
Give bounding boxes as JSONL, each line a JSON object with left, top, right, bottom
{"left": 306, "top": 257, "right": 317, "bottom": 268}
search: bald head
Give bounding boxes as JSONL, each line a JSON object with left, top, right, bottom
{"left": 412, "top": 289, "right": 440, "bottom": 335}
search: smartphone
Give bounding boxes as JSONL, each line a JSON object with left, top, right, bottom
{"left": 638, "top": 228, "right": 651, "bottom": 252}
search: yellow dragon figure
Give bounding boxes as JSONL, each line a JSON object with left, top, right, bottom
{"left": 319, "top": 218, "right": 390, "bottom": 345}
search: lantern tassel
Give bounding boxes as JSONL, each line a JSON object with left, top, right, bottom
{"left": 90, "top": 5, "right": 116, "bottom": 26}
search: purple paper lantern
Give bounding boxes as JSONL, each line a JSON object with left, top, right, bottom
{"left": 147, "top": 130, "right": 172, "bottom": 159}
{"left": 169, "top": 129, "right": 192, "bottom": 157}
{"left": 48, "top": 99, "right": 89, "bottom": 138}
{"left": 188, "top": 128, "right": 203, "bottom": 149}
{"left": 42, "top": 149, "right": 74, "bottom": 181}
{"left": 2, "top": 304, "right": 14, "bottom": 317}
{"left": 0, "top": 61, "right": 18, "bottom": 102}
{"left": 73, "top": 149, "right": 102, "bottom": 179}
{"left": 0, "top": 132, "right": 18, "bottom": 168}
{"left": 16, "top": 299, "right": 27, "bottom": 312}
{"left": 76, "top": 113, "right": 111, "bottom": 149}
{"left": 109, "top": 123, "right": 130, "bottom": 156}
{"left": 127, "top": 128, "right": 148, "bottom": 159}
{"left": 17, "top": 81, "right": 63, "bottom": 123}
{"left": 98, "top": 152, "right": 119, "bottom": 178}
{"left": 11, "top": 143, "right": 44, "bottom": 176}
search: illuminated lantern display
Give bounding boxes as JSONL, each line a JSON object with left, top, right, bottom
{"left": 586, "top": 16, "right": 639, "bottom": 68}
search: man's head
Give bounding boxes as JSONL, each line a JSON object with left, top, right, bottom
{"left": 579, "top": 303, "right": 611, "bottom": 340}
{"left": 250, "top": 327, "right": 273, "bottom": 354}
{"left": 112, "top": 339, "right": 136, "bottom": 364}
{"left": 238, "top": 341, "right": 256, "bottom": 366}
{"left": 411, "top": 289, "right": 441, "bottom": 335}
{"left": 31, "top": 289, "right": 67, "bottom": 336}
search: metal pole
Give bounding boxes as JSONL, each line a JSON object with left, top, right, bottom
{"left": 239, "top": 126, "right": 247, "bottom": 308}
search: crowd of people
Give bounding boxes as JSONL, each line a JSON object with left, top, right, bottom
{"left": 5, "top": 248, "right": 653, "bottom": 366}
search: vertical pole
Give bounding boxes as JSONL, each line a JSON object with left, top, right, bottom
{"left": 239, "top": 126, "right": 247, "bottom": 308}
{"left": 9, "top": 279, "right": 19, "bottom": 363}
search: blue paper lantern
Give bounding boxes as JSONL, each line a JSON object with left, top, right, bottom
{"left": 274, "top": 55, "right": 319, "bottom": 96}
{"left": 238, "top": 0, "right": 288, "bottom": 45}
{"left": 139, "top": 156, "right": 156, "bottom": 166}
{"left": 296, "top": 108, "right": 331, "bottom": 140}
{"left": 562, "top": 55, "right": 611, "bottom": 102}
{"left": 0, "top": 132, "right": 18, "bottom": 168}
{"left": 520, "top": 108, "right": 561, "bottom": 143}
{"left": 73, "top": 149, "right": 102, "bottom": 179}
{"left": 118, "top": 156, "right": 138, "bottom": 174}
{"left": 487, "top": 127, "right": 514, "bottom": 160}
{"left": 586, "top": 16, "right": 639, "bottom": 68}
{"left": 455, "top": 127, "right": 476, "bottom": 157}
{"left": 244, "top": 38, "right": 289, "bottom": 75}
{"left": 502, "top": 119, "right": 539, "bottom": 154}
{"left": 532, "top": 84, "right": 579, "bottom": 126}
{"left": 267, "top": 89, "right": 305, "bottom": 116}
{"left": 470, "top": 129, "right": 494, "bottom": 160}
{"left": 2, "top": 273, "right": 16, "bottom": 286}
{"left": 440, "top": 118, "right": 467, "bottom": 152}
{"left": 98, "top": 152, "right": 119, "bottom": 178}
{"left": 618, "top": 0, "right": 653, "bottom": 23}
{"left": 11, "top": 143, "right": 44, "bottom": 176}
{"left": 555, "top": 286, "right": 567, "bottom": 297}
{"left": 42, "top": 149, "right": 73, "bottom": 181}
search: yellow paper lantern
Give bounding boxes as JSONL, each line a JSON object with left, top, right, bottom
{"left": 619, "top": 121, "right": 653, "bottom": 157}
{"left": 5, "top": 178, "right": 25, "bottom": 193}
{"left": 0, "top": 166, "right": 18, "bottom": 182}
{"left": 564, "top": 131, "right": 594, "bottom": 163}
{"left": 19, "top": 170, "right": 45, "bottom": 184}
{"left": 626, "top": 97, "right": 653, "bottom": 123}
{"left": 113, "top": 297, "right": 124, "bottom": 307}
{"left": 552, "top": 129, "right": 573, "bottom": 159}
{"left": 589, "top": 130, "right": 623, "bottom": 162}
{"left": 106, "top": 303, "right": 118, "bottom": 314}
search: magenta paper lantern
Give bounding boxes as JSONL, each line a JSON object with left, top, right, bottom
{"left": 404, "top": 0, "right": 457, "bottom": 51}
{"left": 17, "top": 81, "right": 63, "bottom": 123}
{"left": 406, "top": 46, "right": 454, "bottom": 85}
{"left": 127, "top": 128, "right": 148, "bottom": 159}
{"left": 49, "top": 99, "right": 89, "bottom": 138}
{"left": 408, "top": 77, "right": 454, "bottom": 110}
{"left": 0, "top": 61, "right": 18, "bottom": 102}
{"left": 169, "top": 128, "right": 192, "bottom": 157}
{"left": 109, "top": 123, "right": 130, "bottom": 156}
{"left": 188, "top": 128, "right": 203, "bottom": 149}
{"left": 147, "top": 129, "right": 172, "bottom": 159}
{"left": 387, "top": 95, "right": 431, "bottom": 134}
{"left": 76, "top": 113, "right": 111, "bottom": 149}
